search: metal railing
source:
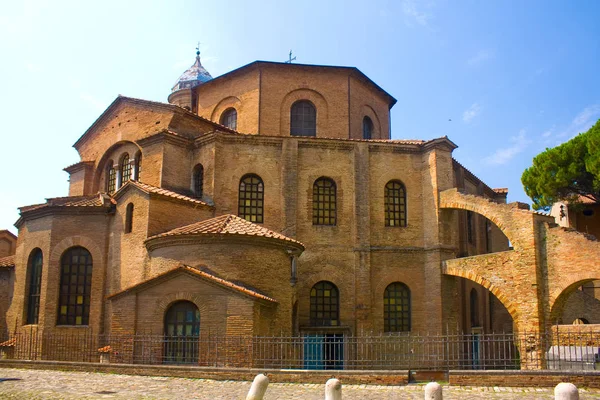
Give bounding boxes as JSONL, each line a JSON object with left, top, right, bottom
{"left": 1, "top": 328, "right": 599, "bottom": 371}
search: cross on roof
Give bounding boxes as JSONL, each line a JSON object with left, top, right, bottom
{"left": 285, "top": 50, "right": 296, "bottom": 63}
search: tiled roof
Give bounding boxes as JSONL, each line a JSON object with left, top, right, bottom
{"left": 493, "top": 188, "right": 509, "bottom": 194}
{"left": 108, "top": 264, "right": 277, "bottom": 303}
{"left": 119, "top": 181, "right": 212, "bottom": 207}
{"left": 19, "top": 194, "right": 112, "bottom": 213}
{"left": 147, "top": 214, "right": 304, "bottom": 247}
{"left": 0, "top": 338, "right": 15, "bottom": 347}
{"left": 0, "top": 256, "right": 14, "bottom": 268}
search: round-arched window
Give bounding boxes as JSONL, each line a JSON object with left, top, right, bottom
{"left": 290, "top": 100, "right": 316, "bottom": 136}
{"left": 363, "top": 116, "right": 373, "bottom": 139}
{"left": 220, "top": 108, "right": 237, "bottom": 130}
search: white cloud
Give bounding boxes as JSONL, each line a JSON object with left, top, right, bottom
{"left": 401, "top": 0, "right": 432, "bottom": 27}
{"left": 556, "top": 104, "right": 600, "bottom": 139}
{"left": 467, "top": 50, "right": 494, "bottom": 67}
{"left": 462, "top": 103, "right": 481, "bottom": 123}
{"left": 483, "top": 129, "right": 531, "bottom": 165}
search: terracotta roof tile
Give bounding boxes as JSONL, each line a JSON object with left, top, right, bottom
{"left": 0, "top": 338, "right": 15, "bottom": 347}
{"left": 19, "top": 194, "right": 112, "bottom": 213}
{"left": 108, "top": 264, "right": 277, "bottom": 303}
{"left": 120, "top": 181, "right": 212, "bottom": 207}
{"left": 0, "top": 256, "right": 14, "bottom": 268}
{"left": 493, "top": 188, "right": 509, "bottom": 194}
{"left": 147, "top": 214, "right": 303, "bottom": 247}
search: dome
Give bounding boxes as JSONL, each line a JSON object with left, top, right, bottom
{"left": 171, "top": 50, "right": 213, "bottom": 93}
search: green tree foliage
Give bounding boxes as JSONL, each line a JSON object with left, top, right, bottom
{"left": 522, "top": 119, "right": 600, "bottom": 210}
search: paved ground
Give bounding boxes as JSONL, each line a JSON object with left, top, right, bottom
{"left": 0, "top": 368, "right": 597, "bottom": 399}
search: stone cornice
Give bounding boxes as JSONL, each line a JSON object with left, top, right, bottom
{"left": 63, "top": 161, "right": 95, "bottom": 174}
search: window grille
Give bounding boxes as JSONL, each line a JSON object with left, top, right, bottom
{"left": 194, "top": 164, "right": 204, "bottom": 198}
{"left": 291, "top": 100, "right": 316, "bottom": 136}
{"left": 106, "top": 164, "right": 116, "bottom": 194}
{"left": 57, "top": 247, "right": 92, "bottom": 326}
{"left": 220, "top": 108, "right": 237, "bottom": 130}
{"left": 310, "top": 281, "right": 339, "bottom": 326}
{"left": 26, "top": 249, "right": 43, "bottom": 324}
{"left": 313, "top": 178, "right": 337, "bottom": 225}
{"left": 384, "top": 282, "right": 411, "bottom": 332}
{"left": 385, "top": 180, "right": 406, "bottom": 227}
{"left": 238, "top": 174, "right": 264, "bottom": 223}
{"left": 363, "top": 116, "right": 373, "bottom": 139}
{"left": 121, "top": 153, "right": 131, "bottom": 184}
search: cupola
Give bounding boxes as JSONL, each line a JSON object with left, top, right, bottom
{"left": 167, "top": 48, "right": 213, "bottom": 111}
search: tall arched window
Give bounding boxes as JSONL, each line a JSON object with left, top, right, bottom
{"left": 120, "top": 153, "right": 131, "bottom": 185}
{"left": 384, "top": 282, "right": 411, "bottom": 332}
{"left": 470, "top": 289, "right": 480, "bottom": 327}
{"left": 363, "top": 116, "right": 373, "bottom": 139}
{"left": 164, "top": 301, "right": 200, "bottom": 364}
{"left": 310, "top": 281, "right": 339, "bottom": 326}
{"left": 313, "top": 177, "right": 336, "bottom": 225}
{"left": 193, "top": 164, "right": 204, "bottom": 198}
{"left": 384, "top": 180, "right": 407, "bottom": 227}
{"left": 290, "top": 100, "right": 316, "bottom": 136}
{"left": 134, "top": 152, "right": 142, "bottom": 181}
{"left": 106, "top": 161, "right": 116, "bottom": 194}
{"left": 238, "top": 174, "right": 264, "bottom": 223}
{"left": 57, "top": 247, "right": 93, "bottom": 326}
{"left": 220, "top": 108, "right": 237, "bottom": 130}
{"left": 26, "top": 249, "right": 43, "bottom": 325}
{"left": 125, "top": 203, "right": 134, "bottom": 233}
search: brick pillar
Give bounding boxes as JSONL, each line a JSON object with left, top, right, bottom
{"left": 353, "top": 143, "right": 372, "bottom": 333}
{"left": 280, "top": 139, "right": 298, "bottom": 238}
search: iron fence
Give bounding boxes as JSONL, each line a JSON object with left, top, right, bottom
{"left": 1, "top": 328, "right": 599, "bottom": 371}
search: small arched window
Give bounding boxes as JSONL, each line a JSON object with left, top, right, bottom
{"left": 384, "top": 282, "right": 411, "bottom": 332}
{"left": 310, "top": 281, "right": 339, "bottom": 326}
{"left": 26, "top": 249, "right": 43, "bottom": 325}
{"left": 193, "top": 164, "right": 204, "bottom": 198}
{"left": 238, "top": 174, "right": 264, "bottom": 223}
{"left": 470, "top": 289, "right": 480, "bottom": 327}
{"left": 57, "top": 247, "right": 93, "bottom": 326}
{"left": 385, "top": 180, "right": 407, "bottom": 227}
{"left": 363, "top": 116, "right": 373, "bottom": 139}
{"left": 125, "top": 203, "right": 134, "bottom": 233}
{"left": 313, "top": 177, "right": 336, "bottom": 225}
{"left": 134, "top": 152, "right": 142, "bottom": 181}
{"left": 106, "top": 161, "right": 116, "bottom": 194}
{"left": 220, "top": 108, "right": 237, "bottom": 130}
{"left": 120, "top": 153, "right": 131, "bottom": 185}
{"left": 290, "top": 100, "right": 316, "bottom": 136}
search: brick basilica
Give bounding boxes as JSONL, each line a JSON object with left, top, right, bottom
{"left": 0, "top": 51, "right": 519, "bottom": 349}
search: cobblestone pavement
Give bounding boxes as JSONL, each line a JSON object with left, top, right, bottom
{"left": 0, "top": 369, "right": 598, "bottom": 399}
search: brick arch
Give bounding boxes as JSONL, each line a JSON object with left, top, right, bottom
{"left": 156, "top": 291, "right": 209, "bottom": 322}
{"left": 443, "top": 265, "right": 520, "bottom": 322}
{"left": 93, "top": 140, "right": 142, "bottom": 193}
{"left": 210, "top": 96, "right": 242, "bottom": 126}
{"left": 280, "top": 88, "right": 328, "bottom": 136}
{"left": 49, "top": 235, "right": 104, "bottom": 269}
{"left": 549, "top": 276, "right": 600, "bottom": 321}
{"left": 439, "top": 188, "right": 534, "bottom": 251}
{"left": 359, "top": 104, "right": 382, "bottom": 139}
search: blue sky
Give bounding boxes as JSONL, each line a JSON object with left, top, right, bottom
{"left": 1, "top": 0, "right": 599, "bottom": 234}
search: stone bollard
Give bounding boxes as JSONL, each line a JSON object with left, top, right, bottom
{"left": 554, "top": 382, "right": 579, "bottom": 400}
{"left": 246, "top": 374, "right": 269, "bottom": 400}
{"left": 325, "top": 378, "right": 342, "bottom": 400}
{"left": 424, "top": 382, "right": 442, "bottom": 400}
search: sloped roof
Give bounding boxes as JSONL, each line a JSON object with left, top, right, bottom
{"left": 115, "top": 180, "right": 213, "bottom": 208}
{"left": 0, "top": 255, "right": 15, "bottom": 268}
{"left": 19, "top": 194, "right": 113, "bottom": 213}
{"left": 146, "top": 214, "right": 303, "bottom": 248}
{"left": 108, "top": 264, "right": 277, "bottom": 303}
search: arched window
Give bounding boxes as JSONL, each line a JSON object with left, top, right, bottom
{"left": 120, "top": 153, "right": 131, "bottom": 185}
{"left": 313, "top": 177, "right": 336, "bottom": 225}
{"left": 385, "top": 180, "right": 407, "bottom": 227}
{"left": 193, "top": 164, "right": 204, "bottom": 198}
{"left": 134, "top": 152, "right": 142, "bottom": 181}
{"left": 164, "top": 301, "right": 200, "bottom": 364}
{"left": 220, "top": 108, "right": 237, "bottom": 130}
{"left": 290, "top": 100, "right": 316, "bottom": 136}
{"left": 125, "top": 203, "right": 134, "bottom": 233}
{"left": 470, "top": 289, "right": 480, "bottom": 327}
{"left": 57, "top": 247, "right": 92, "bottom": 326}
{"left": 363, "top": 116, "right": 373, "bottom": 139}
{"left": 238, "top": 174, "right": 264, "bottom": 223}
{"left": 106, "top": 162, "right": 116, "bottom": 194}
{"left": 26, "top": 249, "right": 43, "bottom": 325}
{"left": 384, "top": 282, "right": 411, "bottom": 332}
{"left": 310, "top": 281, "right": 339, "bottom": 326}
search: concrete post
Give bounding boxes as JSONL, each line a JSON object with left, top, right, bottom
{"left": 246, "top": 374, "right": 269, "bottom": 400}
{"left": 424, "top": 382, "right": 443, "bottom": 400}
{"left": 554, "top": 382, "right": 579, "bottom": 400}
{"left": 325, "top": 378, "right": 342, "bottom": 400}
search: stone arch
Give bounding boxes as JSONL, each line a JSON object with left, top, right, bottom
{"left": 210, "top": 96, "right": 242, "bottom": 126}
{"left": 549, "top": 276, "right": 600, "bottom": 322}
{"left": 439, "top": 189, "right": 536, "bottom": 251}
{"left": 93, "top": 140, "right": 142, "bottom": 193}
{"left": 359, "top": 104, "right": 382, "bottom": 139}
{"left": 443, "top": 264, "right": 520, "bottom": 322}
{"left": 49, "top": 235, "right": 104, "bottom": 270}
{"left": 280, "top": 88, "right": 328, "bottom": 136}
